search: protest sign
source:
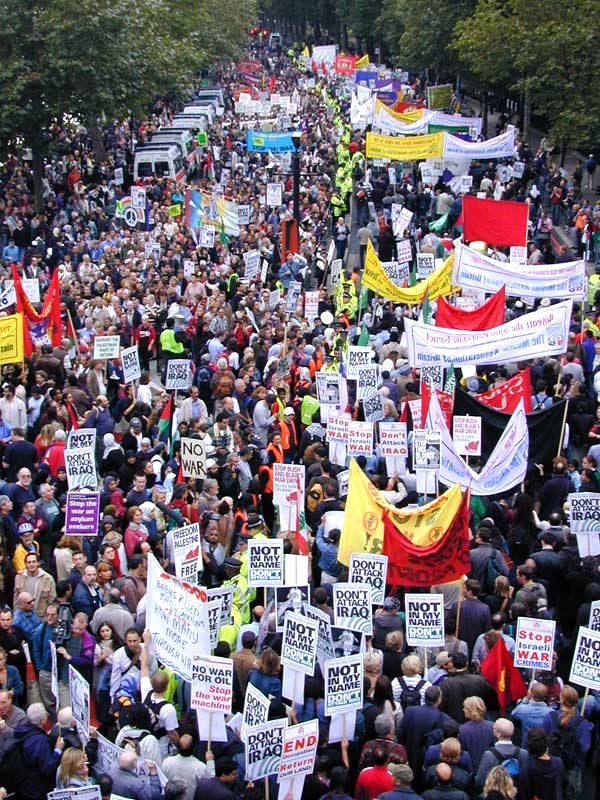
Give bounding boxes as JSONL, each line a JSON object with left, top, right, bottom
{"left": 67, "top": 429, "right": 96, "bottom": 451}
{"left": 273, "top": 463, "right": 305, "bottom": 505}
{"left": 567, "top": 492, "right": 600, "bottom": 557}
{"left": 405, "top": 593, "right": 445, "bottom": 646}
{"left": 69, "top": 664, "right": 90, "bottom": 740}
{"left": 65, "top": 491, "right": 100, "bottom": 537}
{"left": 460, "top": 175, "right": 473, "bottom": 193}
{"left": 337, "top": 469, "right": 349, "bottom": 497}
{"left": 144, "top": 242, "right": 161, "bottom": 261}
{"left": 172, "top": 522, "right": 202, "bottom": 582}
{"left": 208, "top": 597, "right": 223, "bottom": 650}
{"left": 241, "top": 684, "right": 270, "bottom": 743}
{"left": 286, "top": 280, "right": 302, "bottom": 314}
{"left": 357, "top": 364, "right": 379, "bottom": 400}
{"left": 569, "top": 626, "right": 600, "bottom": 691}
{"left": 510, "top": 246, "right": 528, "bottom": 266}
{"left": 96, "top": 733, "right": 167, "bottom": 786}
{"left": 114, "top": 167, "right": 124, "bottom": 185}
{"left": 590, "top": 601, "right": 600, "bottom": 632}
{"left": 165, "top": 359, "right": 192, "bottom": 390}
{"left": 121, "top": 346, "right": 141, "bottom": 383}
{"left": 324, "top": 653, "right": 363, "bottom": 716}
{"left": 408, "top": 398, "right": 422, "bottom": 428}
{"left": 275, "top": 584, "right": 309, "bottom": 631}
{"left": 49, "top": 641, "right": 59, "bottom": 712}
{"left": 514, "top": 617, "right": 556, "bottom": 670}
{"left": 266, "top": 183, "right": 283, "bottom": 207}
{"left": 207, "top": 586, "right": 234, "bottom": 628}
{"left": 246, "top": 719, "right": 287, "bottom": 781}
{"left": 49, "top": 788, "right": 101, "bottom": 800}
{"left": 348, "top": 554, "right": 388, "bottom": 606}
{"left": 93, "top": 335, "right": 121, "bottom": 360}
{"left": 382, "top": 261, "right": 410, "bottom": 286}
{"left": 333, "top": 583, "right": 373, "bottom": 635}
{"left": 281, "top": 611, "right": 319, "bottom": 675}
{"left": 65, "top": 448, "right": 97, "bottom": 490}
{"left": 396, "top": 239, "right": 413, "bottom": 264}
{"left": 304, "top": 291, "right": 319, "bottom": 323}
{"left": 453, "top": 415, "right": 482, "bottom": 457}
{"left": 347, "top": 421, "right": 373, "bottom": 457}
{"left": 394, "top": 207, "right": 414, "bottom": 237}
{"left": 146, "top": 553, "right": 210, "bottom": 681}
{"left": 379, "top": 422, "right": 408, "bottom": 461}
{"left": 180, "top": 437, "right": 206, "bottom": 480}
{"left": 327, "top": 257, "right": 343, "bottom": 293}
{"left": 199, "top": 226, "right": 216, "bottom": 248}
{"left": 417, "top": 252, "right": 435, "bottom": 279}
{"left": 315, "top": 373, "right": 341, "bottom": 406}
{"left": 331, "top": 627, "right": 364, "bottom": 657}
{"left": 327, "top": 414, "right": 349, "bottom": 442}
{"left": 243, "top": 250, "right": 261, "bottom": 280}
{"left": 131, "top": 186, "right": 146, "bottom": 208}
{"left": 238, "top": 204, "right": 251, "bottom": 225}
{"left": 191, "top": 654, "right": 233, "bottom": 713}
{"left": 304, "top": 604, "right": 336, "bottom": 672}
{"left": 278, "top": 720, "right": 319, "bottom": 781}
{"left": 413, "top": 429, "right": 442, "bottom": 470}
{"left": 247, "top": 539, "right": 285, "bottom": 587}
{"left": 363, "top": 392, "right": 385, "bottom": 422}
{"left": 421, "top": 366, "right": 444, "bottom": 391}
{"left": 346, "top": 346, "right": 373, "bottom": 379}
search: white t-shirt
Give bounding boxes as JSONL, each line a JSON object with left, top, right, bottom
{"left": 141, "top": 675, "right": 179, "bottom": 757}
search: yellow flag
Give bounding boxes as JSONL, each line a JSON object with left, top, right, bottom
{"left": 0, "top": 313, "right": 24, "bottom": 366}
{"left": 302, "top": 46, "right": 310, "bottom": 57}
{"left": 374, "top": 99, "right": 423, "bottom": 123}
{"left": 366, "top": 131, "right": 443, "bottom": 161}
{"left": 354, "top": 54, "right": 369, "bottom": 68}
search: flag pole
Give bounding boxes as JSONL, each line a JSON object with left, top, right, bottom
{"left": 580, "top": 687, "right": 589, "bottom": 716}
{"left": 556, "top": 398, "right": 568, "bottom": 459}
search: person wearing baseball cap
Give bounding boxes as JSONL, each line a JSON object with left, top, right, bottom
{"left": 383, "top": 764, "right": 418, "bottom": 799}
{"left": 13, "top": 522, "right": 40, "bottom": 571}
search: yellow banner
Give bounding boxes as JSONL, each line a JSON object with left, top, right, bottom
{"left": 374, "top": 99, "right": 423, "bottom": 123}
{"left": 366, "top": 131, "right": 443, "bottom": 161}
{"left": 339, "top": 459, "right": 463, "bottom": 564}
{"left": 362, "top": 239, "right": 454, "bottom": 304}
{"left": 0, "top": 313, "right": 24, "bottom": 365}
{"left": 354, "top": 54, "right": 369, "bottom": 68}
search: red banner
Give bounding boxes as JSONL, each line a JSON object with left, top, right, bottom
{"left": 12, "top": 266, "right": 61, "bottom": 358}
{"left": 481, "top": 637, "right": 527, "bottom": 714}
{"left": 335, "top": 55, "right": 357, "bottom": 75}
{"left": 436, "top": 286, "right": 506, "bottom": 331}
{"left": 476, "top": 371, "right": 532, "bottom": 414}
{"left": 462, "top": 195, "right": 529, "bottom": 247}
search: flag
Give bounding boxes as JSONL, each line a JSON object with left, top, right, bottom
{"left": 409, "top": 263, "right": 417, "bottom": 287}
{"left": 355, "top": 54, "right": 369, "bottom": 68}
{"left": 12, "top": 266, "right": 61, "bottom": 357}
{"left": 475, "top": 371, "right": 532, "bottom": 414}
{"left": 302, "top": 45, "right": 310, "bottom": 57}
{"left": 435, "top": 286, "right": 506, "bottom": 331}
{"left": 462, "top": 195, "right": 529, "bottom": 247}
{"left": 428, "top": 213, "right": 450, "bottom": 233}
{"left": 444, "top": 366, "right": 456, "bottom": 395}
{"left": 357, "top": 322, "right": 369, "bottom": 346}
{"left": 480, "top": 637, "right": 527, "bottom": 714}
{"left": 158, "top": 395, "right": 173, "bottom": 443}
{"left": 419, "top": 290, "right": 432, "bottom": 324}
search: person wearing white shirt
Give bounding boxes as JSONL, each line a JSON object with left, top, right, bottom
{"left": 110, "top": 627, "right": 157, "bottom": 700}
{"left": 0, "top": 386, "right": 26, "bottom": 428}
{"left": 140, "top": 630, "right": 179, "bottom": 758}
{"left": 162, "top": 735, "right": 214, "bottom": 800}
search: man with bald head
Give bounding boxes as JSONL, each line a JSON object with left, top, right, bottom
{"left": 475, "top": 718, "right": 528, "bottom": 791}
{"left": 423, "top": 763, "right": 469, "bottom": 800}
{"left": 162, "top": 734, "right": 214, "bottom": 800}
{"left": 12, "top": 591, "right": 42, "bottom": 644}
{"left": 111, "top": 749, "right": 162, "bottom": 800}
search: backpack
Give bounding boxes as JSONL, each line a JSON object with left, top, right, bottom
{"left": 121, "top": 730, "right": 151, "bottom": 753}
{"left": 306, "top": 482, "right": 324, "bottom": 514}
{"left": 0, "top": 731, "right": 37, "bottom": 793}
{"left": 396, "top": 676, "right": 425, "bottom": 710}
{"left": 491, "top": 745, "right": 521, "bottom": 780}
{"left": 483, "top": 553, "right": 505, "bottom": 594}
{"left": 547, "top": 714, "right": 584, "bottom": 770}
{"left": 144, "top": 690, "right": 169, "bottom": 737}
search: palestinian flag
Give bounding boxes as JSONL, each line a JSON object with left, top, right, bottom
{"left": 158, "top": 395, "right": 173, "bottom": 443}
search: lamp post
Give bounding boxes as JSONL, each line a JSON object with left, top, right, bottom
{"left": 291, "top": 130, "right": 302, "bottom": 223}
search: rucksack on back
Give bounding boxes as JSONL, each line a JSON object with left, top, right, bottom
{"left": 144, "top": 690, "right": 169, "bottom": 737}
{"left": 397, "top": 676, "right": 425, "bottom": 709}
{"left": 548, "top": 715, "right": 584, "bottom": 770}
{"left": 491, "top": 746, "right": 521, "bottom": 779}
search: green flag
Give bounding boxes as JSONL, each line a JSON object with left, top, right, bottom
{"left": 421, "top": 290, "right": 432, "bottom": 324}
{"left": 357, "top": 321, "right": 369, "bottom": 346}
{"left": 444, "top": 365, "right": 456, "bottom": 394}
{"left": 219, "top": 220, "right": 229, "bottom": 247}
{"left": 409, "top": 263, "right": 417, "bottom": 287}
{"left": 429, "top": 212, "right": 449, "bottom": 233}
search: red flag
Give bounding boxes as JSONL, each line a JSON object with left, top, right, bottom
{"left": 436, "top": 286, "right": 506, "bottom": 331}
{"left": 480, "top": 637, "right": 527, "bottom": 714}
{"left": 400, "top": 401, "right": 408, "bottom": 423}
{"left": 476, "top": 371, "right": 533, "bottom": 414}
{"left": 462, "top": 195, "right": 529, "bottom": 247}
{"left": 421, "top": 383, "right": 453, "bottom": 429}
{"left": 12, "top": 266, "right": 61, "bottom": 357}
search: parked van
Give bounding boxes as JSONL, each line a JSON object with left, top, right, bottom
{"left": 196, "top": 88, "right": 225, "bottom": 107}
{"left": 173, "top": 111, "right": 212, "bottom": 130}
{"left": 182, "top": 104, "right": 215, "bottom": 124}
{"left": 133, "top": 144, "right": 185, "bottom": 182}
{"left": 149, "top": 128, "right": 195, "bottom": 166}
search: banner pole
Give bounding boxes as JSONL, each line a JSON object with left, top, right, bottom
{"left": 207, "top": 711, "right": 212, "bottom": 754}
{"left": 580, "top": 687, "right": 589, "bottom": 716}
{"left": 556, "top": 399, "right": 568, "bottom": 459}
{"left": 265, "top": 777, "right": 270, "bottom": 800}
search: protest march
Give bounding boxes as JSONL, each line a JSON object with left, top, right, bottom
{"left": 2, "top": 19, "right": 600, "bottom": 800}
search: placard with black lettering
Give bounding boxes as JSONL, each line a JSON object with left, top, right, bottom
{"left": 333, "top": 583, "right": 372, "bottom": 635}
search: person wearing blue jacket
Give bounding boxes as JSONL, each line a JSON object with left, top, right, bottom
{"left": 13, "top": 703, "right": 65, "bottom": 800}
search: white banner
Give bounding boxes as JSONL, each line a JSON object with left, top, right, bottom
{"left": 514, "top": 617, "right": 556, "bottom": 671}
{"left": 172, "top": 522, "right": 202, "bottom": 582}
{"left": 324, "top": 653, "right": 363, "bottom": 716}
{"left": 349, "top": 553, "right": 388, "bottom": 606}
{"left": 350, "top": 92, "right": 374, "bottom": 129}
{"left": 333, "top": 583, "right": 373, "bottom": 635}
{"left": 281, "top": 611, "right": 319, "bottom": 675}
{"left": 405, "top": 594, "right": 445, "bottom": 646}
{"left": 121, "top": 346, "right": 141, "bottom": 383}
{"left": 443, "top": 129, "right": 515, "bottom": 159}
{"left": 405, "top": 299, "right": 573, "bottom": 366}
{"left": 455, "top": 243, "right": 585, "bottom": 299}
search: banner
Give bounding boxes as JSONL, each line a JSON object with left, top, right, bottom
{"left": 12, "top": 267, "right": 61, "bottom": 357}
{"left": 65, "top": 448, "right": 96, "bottom": 490}
{"left": 443, "top": 129, "right": 515, "bottom": 160}
{"left": 172, "top": 522, "right": 202, "bottom": 582}
{"left": 165, "top": 359, "right": 192, "bottom": 390}
{"left": 121, "top": 346, "right": 141, "bottom": 383}
{"left": 246, "top": 130, "right": 298, "bottom": 153}
{"left": 185, "top": 190, "right": 240, "bottom": 236}
{"left": 0, "top": 313, "right": 23, "bottom": 366}
{"left": 190, "top": 654, "right": 233, "bottom": 713}
{"left": 312, "top": 44, "right": 337, "bottom": 68}
{"left": 247, "top": 539, "right": 284, "bottom": 587}
{"left": 514, "top": 617, "right": 556, "bottom": 670}
{"left": 405, "top": 594, "right": 445, "bottom": 646}
{"left": 462, "top": 195, "right": 528, "bottom": 247}
{"left": 65, "top": 491, "right": 100, "bottom": 536}
{"left": 324, "top": 654, "right": 363, "bottom": 715}
{"left": 350, "top": 91, "right": 374, "bottom": 129}
{"left": 405, "top": 299, "right": 573, "bottom": 366}
{"left": 246, "top": 719, "right": 287, "bottom": 780}
{"left": 335, "top": 55, "right": 357, "bottom": 75}
{"left": 436, "top": 287, "right": 506, "bottom": 330}
{"left": 333, "top": 583, "right": 373, "bottom": 635}
{"left": 435, "top": 112, "right": 482, "bottom": 133}
{"left": 366, "top": 131, "right": 443, "bottom": 161}
{"left": 569, "top": 626, "right": 600, "bottom": 690}
{"left": 454, "top": 243, "right": 585, "bottom": 298}
{"left": 373, "top": 100, "right": 432, "bottom": 135}
{"left": 348, "top": 553, "right": 387, "bottom": 605}
{"left": 180, "top": 437, "right": 206, "bottom": 480}
{"left": 278, "top": 720, "right": 319, "bottom": 781}
{"left": 281, "top": 611, "right": 319, "bottom": 675}
{"left": 93, "top": 335, "right": 121, "bottom": 360}
{"left": 146, "top": 553, "right": 210, "bottom": 681}
{"left": 474, "top": 372, "right": 532, "bottom": 414}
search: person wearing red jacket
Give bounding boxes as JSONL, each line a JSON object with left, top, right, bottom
{"left": 135, "top": 315, "right": 157, "bottom": 372}
{"left": 43, "top": 430, "right": 66, "bottom": 478}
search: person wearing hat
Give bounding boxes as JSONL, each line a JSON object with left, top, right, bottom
{"left": 278, "top": 407, "right": 298, "bottom": 462}
{"left": 122, "top": 418, "right": 144, "bottom": 452}
{"left": 373, "top": 597, "right": 405, "bottom": 651}
{"left": 380, "top": 763, "right": 421, "bottom": 800}
{"left": 12, "top": 522, "right": 40, "bottom": 571}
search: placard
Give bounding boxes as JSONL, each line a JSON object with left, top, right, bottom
{"left": 165, "top": 359, "right": 192, "bottom": 390}
{"left": 273, "top": 463, "right": 305, "bottom": 505}
{"left": 238, "top": 205, "right": 251, "bottom": 225}
{"left": 207, "top": 586, "right": 234, "bottom": 629}
{"left": 281, "top": 611, "right": 319, "bottom": 675}
{"left": 347, "top": 420, "right": 373, "bottom": 456}
{"left": 180, "top": 437, "right": 206, "bottom": 479}
{"left": 69, "top": 664, "right": 90, "bottom": 740}
{"left": 356, "top": 363, "right": 379, "bottom": 400}
{"left": 421, "top": 365, "right": 444, "bottom": 391}
{"left": 417, "top": 252, "right": 435, "bottom": 279}
{"left": 304, "top": 291, "right": 319, "bottom": 323}
{"left": 93, "top": 335, "right": 121, "bottom": 360}
{"left": 49, "top": 788, "right": 101, "bottom": 800}
{"left": 275, "top": 584, "right": 309, "bottom": 631}
{"left": 349, "top": 553, "right": 388, "bottom": 606}
{"left": 405, "top": 593, "right": 445, "bottom": 646}
{"left": 333, "top": 582, "right": 373, "bottom": 635}
{"left": 247, "top": 539, "right": 285, "bottom": 587}
{"left": 67, "top": 429, "right": 96, "bottom": 450}
{"left": 121, "top": 346, "right": 141, "bottom": 383}
{"left": 266, "top": 182, "right": 283, "bottom": 207}
{"left": 382, "top": 261, "right": 410, "bottom": 286}
{"left": 199, "top": 226, "right": 216, "bottom": 248}
{"left": 567, "top": 492, "right": 600, "bottom": 557}
{"left": 278, "top": 720, "right": 319, "bottom": 781}
{"left": 327, "top": 258, "right": 343, "bottom": 293}
{"left": 22, "top": 278, "right": 40, "bottom": 303}
{"left": 315, "top": 373, "right": 341, "bottom": 406}
{"left": 569, "top": 626, "right": 600, "bottom": 690}
{"left": 514, "top": 617, "right": 556, "bottom": 670}
{"left": 131, "top": 186, "right": 146, "bottom": 209}
{"left": 393, "top": 208, "right": 414, "bottom": 238}
{"left": 327, "top": 414, "right": 349, "bottom": 442}
{"left": 512, "top": 161, "right": 525, "bottom": 179}
{"left": 379, "top": 422, "right": 408, "bottom": 459}
{"left": 590, "top": 600, "right": 600, "bottom": 633}
{"left": 172, "top": 522, "right": 202, "bottom": 582}
{"left": 453, "top": 415, "right": 482, "bottom": 456}
{"left": 190, "top": 654, "right": 233, "bottom": 713}
{"left": 114, "top": 167, "right": 124, "bottom": 185}
{"left": 285, "top": 280, "right": 302, "bottom": 314}
{"left": 246, "top": 719, "right": 287, "bottom": 781}
{"left": 460, "top": 175, "right": 473, "bottom": 193}
{"left": 510, "top": 246, "right": 528, "bottom": 266}
{"left": 244, "top": 250, "right": 261, "bottom": 280}
{"left": 208, "top": 597, "right": 223, "bottom": 650}
{"left": 324, "top": 653, "right": 363, "bottom": 715}
{"left": 241, "top": 684, "right": 269, "bottom": 743}
{"left": 144, "top": 242, "right": 161, "bottom": 261}
{"left": 304, "top": 604, "right": 336, "bottom": 672}
{"left": 346, "top": 346, "right": 373, "bottom": 379}
{"left": 65, "top": 448, "right": 97, "bottom": 490}
{"left": 413, "top": 429, "right": 441, "bottom": 470}
{"left": 65, "top": 491, "right": 100, "bottom": 536}
{"left": 363, "top": 392, "right": 385, "bottom": 422}
{"left": 396, "top": 239, "right": 413, "bottom": 264}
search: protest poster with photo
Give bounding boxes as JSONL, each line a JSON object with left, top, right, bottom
{"left": 146, "top": 553, "right": 210, "bottom": 681}
{"left": 347, "top": 420, "right": 373, "bottom": 457}
{"left": 514, "top": 617, "right": 556, "bottom": 670}
{"left": 569, "top": 626, "right": 600, "bottom": 691}
{"left": 131, "top": 186, "right": 146, "bottom": 208}
{"left": 96, "top": 733, "right": 168, "bottom": 787}
{"left": 275, "top": 584, "right": 309, "bottom": 631}
{"left": 238, "top": 204, "right": 251, "bottom": 225}
{"left": 172, "top": 522, "right": 202, "bottom": 583}
{"left": 180, "top": 437, "right": 207, "bottom": 480}
{"left": 266, "top": 182, "right": 283, "bottom": 207}
{"left": 363, "top": 392, "right": 385, "bottom": 422}
{"left": 93, "top": 335, "right": 121, "bottom": 360}
{"left": 590, "top": 600, "right": 600, "bottom": 632}
{"left": 69, "top": 665, "right": 90, "bottom": 740}
{"left": 281, "top": 611, "right": 319, "bottom": 675}
{"left": 337, "top": 469, "right": 349, "bottom": 497}
{"left": 393, "top": 207, "right": 414, "bottom": 237}
{"left": 417, "top": 253, "right": 435, "bottom": 279}
{"left": 65, "top": 491, "right": 100, "bottom": 537}
{"left": 247, "top": 539, "right": 285, "bottom": 587}
{"left": 65, "top": 448, "right": 97, "bottom": 490}
{"left": 567, "top": 493, "right": 600, "bottom": 557}
{"left": 144, "top": 242, "right": 161, "bottom": 262}
{"left": 207, "top": 586, "right": 234, "bottom": 628}
{"left": 405, "top": 593, "right": 445, "bottom": 647}
{"left": 49, "top": 641, "right": 59, "bottom": 712}
{"left": 304, "top": 291, "right": 319, "bottom": 323}
{"left": 315, "top": 372, "right": 341, "bottom": 406}
{"left": 278, "top": 720, "right": 319, "bottom": 781}
{"left": 243, "top": 250, "right": 261, "bottom": 280}
{"left": 453, "top": 415, "right": 482, "bottom": 457}
{"left": 396, "top": 239, "right": 413, "bottom": 264}
{"left": 349, "top": 554, "right": 388, "bottom": 606}
{"left": 413, "top": 429, "right": 441, "bottom": 470}
{"left": 273, "top": 463, "right": 305, "bottom": 505}
{"left": 356, "top": 363, "right": 379, "bottom": 400}
{"left": 285, "top": 280, "right": 302, "bottom": 314}
{"left": 121, "top": 346, "right": 141, "bottom": 384}
{"left": 165, "top": 359, "right": 192, "bottom": 390}
{"left": 49, "top": 788, "right": 101, "bottom": 800}
{"left": 191, "top": 654, "right": 233, "bottom": 713}
{"left": 199, "top": 226, "right": 216, "bottom": 248}
{"left": 324, "top": 653, "right": 363, "bottom": 716}
{"left": 304, "top": 604, "right": 336, "bottom": 671}
{"left": 331, "top": 626, "right": 363, "bottom": 658}
{"left": 346, "top": 346, "right": 373, "bottom": 379}
{"left": 333, "top": 583, "right": 373, "bottom": 635}
{"left": 241, "top": 684, "right": 270, "bottom": 743}
{"left": 245, "top": 719, "right": 287, "bottom": 781}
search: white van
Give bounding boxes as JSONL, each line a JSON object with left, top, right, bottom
{"left": 182, "top": 104, "right": 215, "bottom": 125}
{"left": 196, "top": 88, "right": 225, "bottom": 107}
{"left": 172, "top": 112, "right": 212, "bottom": 130}
{"left": 150, "top": 128, "right": 196, "bottom": 167}
{"left": 133, "top": 144, "right": 186, "bottom": 182}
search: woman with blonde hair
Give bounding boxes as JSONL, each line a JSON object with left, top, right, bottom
{"left": 56, "top": 747, "right": 93, "bottom": 788}
{"left": 542, "top": 685, "right": 592, "bottom": 799}
{"left": 459, "top": 696, "right": 495, "bottom": 771}
{"left": 391, "top": 654, "right": 431, "bottom": 707}
{"left": 53, "top": 535, "right": 83, "bottom": 581}
{"left": 424, "top": 738, "right": 473, "bottom": 793}
{"left": 483, "top": 765, "right": 517, "bottom": 799}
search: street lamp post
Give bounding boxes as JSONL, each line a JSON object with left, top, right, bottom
{"left": 291, "top": 130, "right": 302, "bottom": 223}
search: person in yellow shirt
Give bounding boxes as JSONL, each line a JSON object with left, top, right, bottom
{"left": 12, "top": 523, "right": 40, "bottom": 572}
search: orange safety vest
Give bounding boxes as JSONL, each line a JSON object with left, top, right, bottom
{"left": 266, "top": 443, "right": 284, "bottom": 464}
{"left": 258, "top": 464, "right": 273, "bottom": 494}
{"left": 279, "top": 420, "right": 298, "bottom": 453}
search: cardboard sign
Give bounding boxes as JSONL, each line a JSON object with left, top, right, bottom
{"left": 453, "top": 415, "right": 482, "bottom": 457}
{"left": 241, "top": 683, "right": 269, "bottom": 743}
{"left": 413, "top": 429, "right": 441, "bottom": 470}
{"left": 285, "top": 280, "right": 302, "bottom": 314}
{"left": 191, "top": 654, "right": 233, "bottom": 713}
{"left": 273, "top": 463, "right": 305, "bottom": 506}
{"left": 304, "top": 291, "right": 319, "bottom": 323}
{"left": 315, "top": 373, "right": 341, "bottom": 406}
{"left": 304, "top": 604, "right": 336, "bottom": 672}
{"left": 324, "top": 653, "right": 363, "bottom": 715}
{"left": 121, "top": 346, "right": 141, "bottom": 383}
{"left": 172, "top": 522, "right": 202, "bottom": 582}
{"left": 347, "top": 420, "right": 373, "bottom": 456}
{"left": 590, "top": 600, "right": 600, "bottom": 633}
{"left": 180, "top": 437, "right": 206, "bottom": 479}
{"left": 405, "top": 593, "right": 445, "bottom": 646}
{"left": 327, "top": 258, "right": 343, "bottom": 293}
{"left": 569, "top": 625, "right": 600, "bottom": 691}
{"left": 379, "top": 422, "right": 408, "bottom": 458}
{"left": 346, "top": 346, "right": 373, "bottom": 379}
{"left": 247, "top": 539, "right": 285, "bottom": 587}
{"left": 514, "top": 617, "right": 556, "bottom": 670}
{"left": 208, "top": 598, "right": 223, "bottom": 650}
{"left": 510, "top": 246, "right": 528, "bottom": 266}
{"left": 207, "top": 586, "right": 234, "bottom": 628}
{"left": 333, "top": 582, "right": 373, "bottom": 635}
{"left": 348, "top": 553, "right": 387, "bottom": 606}
{"left": 68, "top": 664, "right": 90, "bottom": 740}
{"left": 65, "top": 491, "right": 100, "bottom": 537}
{"left": 65, "top": 448, "right": 97, "bottom": 490}
{"left": 246, "top": 719, "right": 287, "bottom": 781}
{"left": 421, "top": 365, "right": 444, "bottom": 391}
{"left": 278, "top": 720, "right": 319, "bottom": 781}
{"left": 567, "top": 492, "right": 600, "bottom": 557}
{"left": 244, "top": 250, "right": 261, "bottom": 280}
{"left": 165, "top": 359, "right": 192, "bottom": 390}
{"left": 512, "top": 161, "right": 525, "bottom": 178}
{"left": 327, "top": 414, "right": 349, "bottom": 442}
{"left": 93, "top": 335, "right": 121, "bottom": 360}
{"left": 382, "top": 261, "right": 410, "bottom": 286}
{"left": 114, "top": 167, "right": 124, "bottom": 185}
{"left": 281, "top": 611, "right": 319, "bottom": 675}
{"left": 144, "top": 242, "right": 161, "bottom": 262}
{"left": 396, "top": 239, "right": 413, "bottom": 264}
{"left": 266, "top": 182, "right": 283, "bottom": 207}
{"left": 417, "top": 252, "right": 435, "bottom": 279}
{"left": 49, "top": 789, "right": 101, "bottom": 800}
{"left": 356, "top": 363, "right": 379, "bottom": 400}
{"left": 363, "top": 392, "right": 385, "bottom": 422}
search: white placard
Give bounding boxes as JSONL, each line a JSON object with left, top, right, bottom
{"left": 569, "top": 626, "right": 600, "bottom": 691}
{"left": 121, "top": 346, "right": 141, "bottom": 383}
{"left": 114, "top": 167, "right": 124, "bottom": 185}
{"left": 453, "top": 415, "right": 482, "bottom": 456}
{"left": 333, "top": 582, "right": 373, "bottom": 635}
{"left": 590, "top": 600, "right": 600, "bottom": 633}
{"left": 405, "top": 593, "right": 445, "bottom": 646}
{"left": 244, "top": 250, "right": 261, "bottom": 280}
{"left": 346, "top": 346, "right": 373, "bottom": 379}
{"left": 131, "top": 186, "right": 146, "bottom": 209}
{"left": 273, "top": 463, "right": 306, "bottom": 506}
{"left": 247, "top": 538, "right": 285, "bottom": 587}
{"left": 67, "top": 429, "right": 96, "bottom": 450}
{"left": 266, "top": 182, "right": 283, "bottom": 207}
{"left": 347, "top": 420, "right": 373, "bottom": 456}
{"left": 165, "top": 359, "right": 192, "bottom": 390}
{"left": 180, "top": 436, "right": 206, "bottom": 479}
{"left": 324, "top": 653, "right": 363, "bottom": 716}
{"left": 514, "top": 617, "right": 556, "bottom": 671}
{"left": 356, "top": 363, "right": 379, "bottom": 400}
{"left": 199, "top": 226, "right": 216, "bottom": 248}
{"left": 281, "top": 611, "right": 319, "bottom": 675}
{"left": 304, "top": 291, "right": 319, "bottom": 323}
{"left": 396, "top": 239, "right": 412, "bottom": 264}
{"left": 245, "top": 719, "right": 287, "bottom": 781}
{"left": 68, "top": 664, "right": 90, "bottom": 740}
{"left": 190, "top": 654, "right": 233, "bottom": 713}
{"left": 93, "top": 335, "right": 121, "bottom": 360}
{"left": 510, "top": 246, "right": 528, "bottom": 266}
{"left": 172, "top": 522, "right": 202, "bottom": 582}
{"left": 460, "top": 175, "right": 473, "bottom": 193}
{"left": 349, "top": 553, "right": 388, "bottom": 606}
{"left": 238, "top": 204, "right": 251, "bottom": 225}
{"left": 65, "top": 448, "right": 97, "bottom": 490}
{"left": 417, "top": 252, "right": 435, "bottom": 279}
{"left": 413, "top": 429, "right": 442, "bottom": 470}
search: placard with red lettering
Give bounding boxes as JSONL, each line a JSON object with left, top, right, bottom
{"left": 190, "top": 654, "right": 233, "bottom": 713}
{"left": 278, "top": 720, "right": 319, "bottom": 780}
{"left": 514, "top": 617, "right": 555, "bottom": 671}
{"left": 453, "top": 415, "right": 482, "bottom": 457}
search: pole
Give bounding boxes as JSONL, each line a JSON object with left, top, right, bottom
{"left": 581, "top": 687, "right": 589, "bottom": 715}
{"left": 265, "top": 777, "right": 270, "bottom": 800}
{"left": 556, "top": 398, "right": 568, "bottom": 458}
{"left": 293, "top": 149, "right": 300, "bottom": 223}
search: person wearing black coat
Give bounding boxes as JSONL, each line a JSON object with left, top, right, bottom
{"left": 398, "top": 686, "right": 449, "bottom": 788}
